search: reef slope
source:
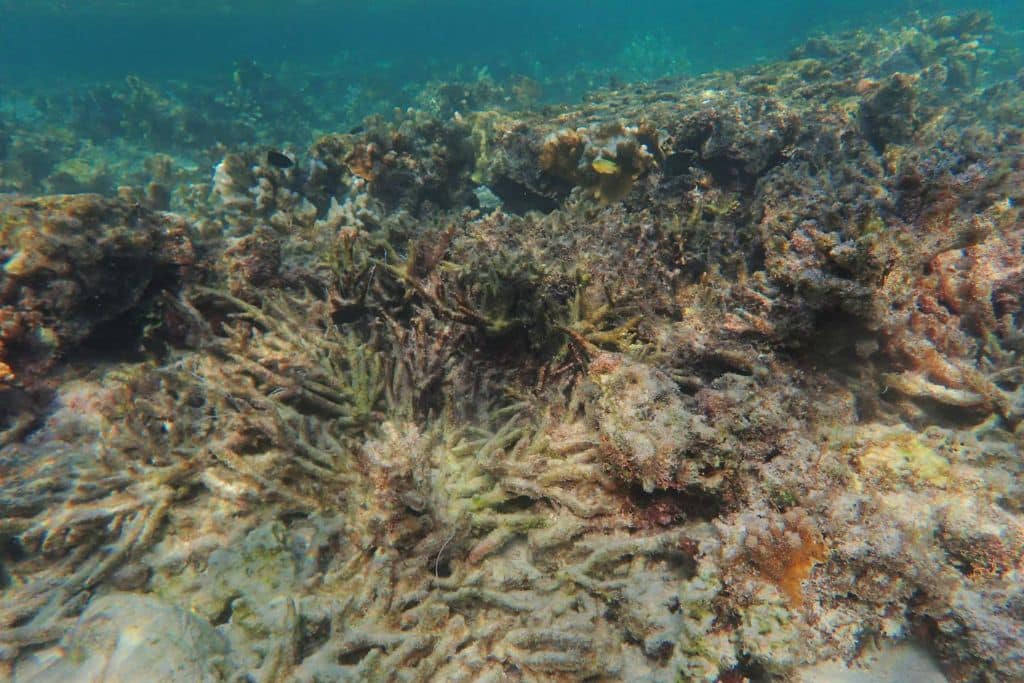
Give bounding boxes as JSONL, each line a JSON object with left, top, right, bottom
{"left": 1, "top": 12, "right": 1022, "bottom": 683}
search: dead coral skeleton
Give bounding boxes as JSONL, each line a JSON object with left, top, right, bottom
{"left": 0, "top": 386, "right": 194, "bottom": 657}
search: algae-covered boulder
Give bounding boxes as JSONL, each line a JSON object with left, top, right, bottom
{"left": 16, "top": 593, "right": 231, "bottom": 683}
{"left": 0, "top": 194, "right": 194, "bottom": 388}
{"left": 583, "top": 351, "right": 721, "bottom": 493}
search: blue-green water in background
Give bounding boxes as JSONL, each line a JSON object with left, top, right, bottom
{"left": 2, "top": 1, "right": 1021, "bottom": 88}
{"left": 1, "top": 0, "right": 1022, "bottom": 192}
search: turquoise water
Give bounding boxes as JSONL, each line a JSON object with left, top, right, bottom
{"left": 3, "top": 0, "right": 1021, "bottom": 196}
{"left": 3, "top": 1, "right": 1020, "bottom": 90}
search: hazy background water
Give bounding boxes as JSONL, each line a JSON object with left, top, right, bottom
{"left": 1, "top": 0, "right": 1021, "bottom": 197}
{"left": 3, "top": 0, "right": 1020, "bottom": 89}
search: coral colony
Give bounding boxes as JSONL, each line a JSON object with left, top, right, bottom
{"left": 1, "top": 11, "right": 1022, "bottom": 683}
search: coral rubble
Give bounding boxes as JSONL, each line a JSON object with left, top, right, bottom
{"left": 1, "top": 11, "right": 1023, "bottom": 683}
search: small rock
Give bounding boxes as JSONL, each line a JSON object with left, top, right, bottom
{"left": 16, "top": 593, "right": 231, "bottom": 683}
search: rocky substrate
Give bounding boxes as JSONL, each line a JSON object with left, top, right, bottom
{"left": 1, "top": 12, "right": 1022, "bottom": 683}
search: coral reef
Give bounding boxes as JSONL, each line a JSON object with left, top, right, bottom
{"left": 0, "top": 195, "right": 194, "bottom": 392}
{"left": 537, "top": 122, "right": 663, "bottom": 204}
{"left": 1, "top": 10, "right": 1023, "bottom": 683}
{"left": 583, "top": 350, "right": 719, "bottom": 492}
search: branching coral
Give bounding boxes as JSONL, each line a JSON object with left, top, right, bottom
{"left": 177, "top": 288, "right": 388, "bottom": 508}
{"left": 0, "top": 377, "right": 194, "bottom": 658}
{"left": 3, "top": 11, "right": 1024, "bottom": 683}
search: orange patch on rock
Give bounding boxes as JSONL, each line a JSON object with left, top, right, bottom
{"left": 746, "top": 510, "right": 828, "bottom": 607}
{"left": 774, "top": 535, "right": 827, "bottom": 607}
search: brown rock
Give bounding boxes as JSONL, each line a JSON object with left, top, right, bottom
{"left": 0, "top": 194, "right": 194, "bottom": 387}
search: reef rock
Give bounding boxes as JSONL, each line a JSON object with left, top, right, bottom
{"left": 583, "top": 351, "right": 720, "bottom": 492}
{"left": 14, "top": 593, "right": 231, "bottom": 683}
{"left": 0, "top": 194, "right": 194, "bottom": 388}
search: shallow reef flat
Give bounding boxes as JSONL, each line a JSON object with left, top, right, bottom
{"left": 1, "top": 11, "right": 1022, "bottom": 683}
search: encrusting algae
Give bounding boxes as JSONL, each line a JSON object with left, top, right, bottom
{"left": 1, "top": 10, "right": 1023, "bottom": 683}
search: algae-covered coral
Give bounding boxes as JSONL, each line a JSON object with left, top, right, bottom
{"left": 1, "top": 10, "right": 1023, "bottom": 683}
